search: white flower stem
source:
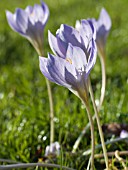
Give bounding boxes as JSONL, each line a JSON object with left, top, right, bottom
{"left": 98, "top": 53, "right": 106, "bottom": 111}
{"left": 89, "top": 80, "right": 109, "bottom": 170}
{"left": 79, "top": 93, "right": 95, "bottom": 170}
{"left": 39, "top": 50, "right": 54, "bottom": 144}
{"left": 72, "top": 52, "right": 106, "bottom": 153}
{"left": 45, "top": 78, "right": 54, "bottom": 144}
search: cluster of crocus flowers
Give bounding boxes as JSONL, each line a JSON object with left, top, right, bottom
{"left": 6, "top": 2, "right": 49, "bottom": 56}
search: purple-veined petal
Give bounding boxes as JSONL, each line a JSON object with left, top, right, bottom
{"left": 47, "top": 53, "right": 73, "bottom": 88}
{"left": 86, "top": 40, "right": 97, "bottom": 74}
{"left": 15, "top": 8, "right": 28, "bottom": 33}
{"left": 26, "top": 2, "right": 49, "bottom": 25}
{"left": 57, "top": 24, "right": 82, "bottom": 47}
{"left": 56, "top": 35, "right": 68, "bottom": 58}
{"left": 89, "top": 8, "right": 111, "bottom": 51}
{"left": 6, "top": 10, "right": 24, "bottom": 35}
{"left": 29, "top": 4, "right": 45, "bottom": 24}
{"left": 66, "top": 44, "right": 87, "bottom": 70}
{"left": 99, "top": 8, "right": 111, "bottom": 31}
{"left": 25, "top": 5, "right": 33, "bottom": 14}
{"left": 81, "top": 20, "right": 96, "bottom": 40}
{"left": 65, "top": 67, "right": 77, "bottom": 89}
{"left": 48, "top": 31, "right": 65, "bottom": 58}
{"left": 39, "top": 56, "right": 56, "bottom": 82}
{"left": 79, "top": 20, "right": 96, "bottom": 49}
{"left": 41, "top": 1, "right": 49, "bottom": 25}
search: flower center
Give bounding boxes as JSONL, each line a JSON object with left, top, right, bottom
{"left": 66, "top": 58, "right": 72, "bottom": 64}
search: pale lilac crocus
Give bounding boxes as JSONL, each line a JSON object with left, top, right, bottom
{"left": 6, "top": 1, "right": 49, "bottom": 55}
{"left": 85, "top": 8, "right": 111, "bottom": 111}
{"left": 120, "top": 130, "right": 128, "bottom": 139}
{"left": 89, "top": 8, "right": 112, "bottom": 56}
{"left": 45, "top": 141, "right": 60, "bottom": 157}
{"left": 39, "top": 20, "right": 97, "bottom": 101}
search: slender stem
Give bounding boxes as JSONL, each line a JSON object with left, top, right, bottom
{"left": 85, "top": 103, "right": 95, "bottom": 170}
{"left": 72, "top": 57, "right": 106, "bottom": 152}
{"left": 45, "top": 78, "right": 54, "bottom": 144}
{"left": 98, "top": 54, "right": 106, "bottom": 111}
{"left": 72, "top": 50, "right": 107, "bottom": 153}
{"left": 0, "top": 163, "right": 75, "bottom": 170}
{"left": 39, "top": 50, "right": 54, "bottom": 145}
{"left": 89, "top": 80, "right": 109, "bottom": 170}
{"left": 80, "top": 95, "right": 95, "bottom": 170}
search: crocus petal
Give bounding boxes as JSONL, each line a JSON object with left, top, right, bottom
{"left": 56, "top": 36, "right": 67, "bottom": 58}
{"left": 25, "top": 6, "right": 33, "bottom": 14}
{"left": 15, "top": 8, "right": 28, "bottom": 33}
{"left": 75, "top": 20, "right": 81, "bottom": 30}
{"left": 89, "top": 8, "right": 111, "bottom": 52}
{"left": 6, "top": 11, "right": 24, "bottom": 34}
{"left": 78, "top": 20, "right": 96, "bottom": 49}
{"left": 99, "top": 8, "right": 111, "bottom": 31}
{"left": 57, "top": 24, "right": 82, "bottom": 48}
{"left": 41, "top": 1, "right": 49, "bottom": 25}
{"left": 48, "top": 31, "right": 65, "bottom": 58}
{"left": 46, "top": 53, "right": 73, "bottom": 88}
{"left": 81, "top": 20, "right": 96, "bottom": 40}
{"left": 39, "top": 56, "right": 56, "bottom": 83}
{"left": 65, "top": 68, "right": 77, "bottom": 89}
{"left": 28, "top": 4, "right": 44, "bottom": 24}
{"left": 25, "top": 2, "right": 49, "bottom": 25}
{"left": 66, "top": 44, "right": 87, "bottom": 70}
{"left": 86, "top": 40, "right": 97, "bottom": 74}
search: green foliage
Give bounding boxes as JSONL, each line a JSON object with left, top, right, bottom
{"left": 0, "top": 0, "right": 128, "bottom": 169}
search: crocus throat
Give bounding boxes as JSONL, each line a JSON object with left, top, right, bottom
{"left": 66, "top": 58, "right": 72, "bottom": 64}
{"left": 30, "top": 12, "right": 34, "bottom": 16}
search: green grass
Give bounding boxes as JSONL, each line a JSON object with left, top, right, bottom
{"left": 0, "top": 0, "right": 128, "bottom": 169}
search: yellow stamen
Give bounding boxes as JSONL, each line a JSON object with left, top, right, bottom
{"left": 66, "top": 58, "right": 72, "bottom": 64}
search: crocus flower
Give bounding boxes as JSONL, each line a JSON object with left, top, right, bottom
{"left": 6, "top": 1, "right": 49, "bottom": 55}
{"left": 89, "top": 8, "right": 111, "bottom": 56}
{"left": 39, "top": 21, "right": 97, "bottom": 101}
{"left": 120, "top": 130, "right": 128, "bottom": 139}
{"left": 45, "top": 141, "right": 60, "bottom": 157}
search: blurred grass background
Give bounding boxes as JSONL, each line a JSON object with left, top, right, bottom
{"left": 0, "top": 0, "right": 128, "bottom": 169}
